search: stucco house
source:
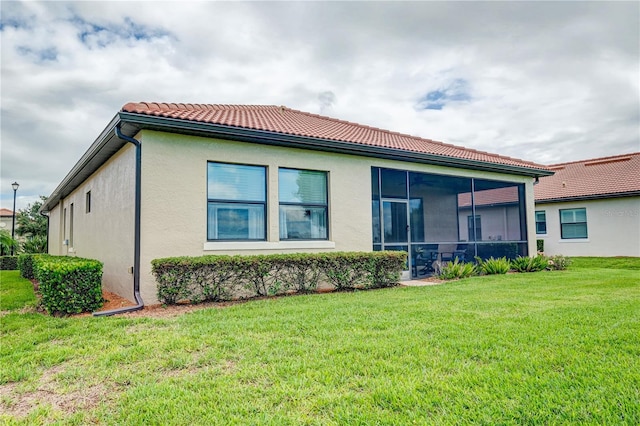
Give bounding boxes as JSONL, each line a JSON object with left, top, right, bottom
{"left": 41, "top": 102, "right": 552, "bottom": 308}
{"left": 0, "top": 208, "right": 15, "bottom": 235}
{"left": 534, "top": 152, "right": 640, "bottom": 257}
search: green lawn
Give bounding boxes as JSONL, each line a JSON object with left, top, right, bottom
{"left": 0, "top": 270, "right": 37, "bottom": 311}
{"left": 1, "top": 258, "right": 639, "bottom": 425}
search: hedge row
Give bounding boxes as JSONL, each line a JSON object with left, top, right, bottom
{"left": 151, "top": 251, "right": 407, "bottom": 305}
{"left": 18, "top": 253, "right": 40, "bottom": 279}
{"left": 20, "top": 254, "right": 104, "bottom": 315}
{"left": 0, "top": 256, "right": 18, "bottom": 270}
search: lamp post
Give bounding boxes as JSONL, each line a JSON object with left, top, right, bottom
{"left": 11, "top": 182, "right": 19, "bottom": 255}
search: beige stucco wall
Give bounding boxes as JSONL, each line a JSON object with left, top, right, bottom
{"left": 46, "top": 145, "right": 136, "bottom": 300}
{"left": 135, "top": 130, "right": 538, "bottom": 304}
{"left": 0, "top": 215, "right": 14, "bottom": 235}
{"left": 535, "top": 197, "right": 640, "bottom": 257}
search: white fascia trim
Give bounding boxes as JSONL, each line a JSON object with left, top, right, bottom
{"left": 203, "top": 241, "right": 336, "bottom": 251}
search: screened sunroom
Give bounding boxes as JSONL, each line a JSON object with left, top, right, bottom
{"left": 371, "top": 167, "right": 528, "bottom": 278}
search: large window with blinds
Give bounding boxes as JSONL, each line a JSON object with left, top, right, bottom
{"left": 279, "top": 168, "right": 328, "bottom": 240}
{"left": 207, "top": 162, "right": 266, "bottom": 240}
{"left": 560, "top": 208, "right": 587, "bottom": 239}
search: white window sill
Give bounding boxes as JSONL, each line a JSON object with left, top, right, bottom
{"left": 203, "top": 240, "right": 336, "bottom": 251}
{"left": 558, "top": 239, "right": 590, "bottom": 243}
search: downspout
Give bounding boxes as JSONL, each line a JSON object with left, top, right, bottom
{"left": 93, "top": 124, "right": 144, "bottom": 316}
{"left": 40, "top": 211, "right": 49, "bottom": 254}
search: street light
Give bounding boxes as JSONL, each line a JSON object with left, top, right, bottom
{"left": 11, "top": 182, "right": 19, "bottom": 255}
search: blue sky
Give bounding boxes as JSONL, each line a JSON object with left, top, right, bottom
{"left": 1, "top": 1, "right": 638, "bottom": 210}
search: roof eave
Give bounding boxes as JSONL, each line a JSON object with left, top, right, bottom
{"left": 40, "top": 114, "right": 125, "bottom": 213}
{"left": 119, "top": 112, "right": 553, "bottom": 178}
{"left": 535, "top": 191, "right": 640, "bottom": 204}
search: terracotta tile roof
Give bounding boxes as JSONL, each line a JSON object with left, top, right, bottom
{"left": 122, "top": 102, "right": 550, "bottom": 172}
{"left": 0, "top": 208, "right": 14, "bottom": 216}
{"left": 458, "top": 186, "right": 520, "bottom": 208}
{"left": 534, "top": 153, "right": 640, "bottom": 202}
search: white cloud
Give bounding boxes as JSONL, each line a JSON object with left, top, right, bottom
{"left": 1, "top": 1, "right": 638, "bottom": 209}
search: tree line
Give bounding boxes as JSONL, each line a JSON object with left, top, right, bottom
{"left": 0, "top": 196, "right": 48, "bottom": 255}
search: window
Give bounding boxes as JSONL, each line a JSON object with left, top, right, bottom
{"left": 467, "top": 215, "right": 482, "bottom": 241}
{"left": 279, "top": 168, "right": 328, "bottom": 240}
{"left": 560, "top": 208, "right": 587, "bottom": 239}
{"left": 69, "top": 203, "right": 74, "bottom": 247}
{"left": 535, "top": 211, "right": 547, "bottom": 234}
{"left": 86, "top": 191, "right": 91, "bottom": 213}
{"left": 207, "top": 162, "right": 266, "bottom": 240}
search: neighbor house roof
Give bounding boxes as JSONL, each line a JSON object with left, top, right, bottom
{"left": 0, "top": 208, "right": 14, "bottom": 217}
{"left": 534, "top": 152, "right": 640, "bottom": 203}
{"left": 122, "top": 102, "right": 551, "bottom": 173}
{"left": 458, "top": 186, "right": 520, "bottom": 208}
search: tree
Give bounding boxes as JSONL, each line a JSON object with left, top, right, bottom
{"left": 15, "top": 196, "right": 48, "bottom": 239}
{"left": 0, "top": 229, "right": 17, "bottom": 256}
{"left": 15, "top": 196, "right": 49, "bottom": 254}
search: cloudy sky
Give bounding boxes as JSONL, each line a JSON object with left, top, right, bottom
{"left": 1, "top": 1, "right": 638, "bottom": 210}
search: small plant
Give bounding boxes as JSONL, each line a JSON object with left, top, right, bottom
{"left": 536, "top": 239, "right": 544, "bottom": 253}
{"left": 436, "top": 258, "right": 477, "bottom": 280}
{"left": 476, "top": 256, "right": 511, "bottom": 275}
{"left": 511, "top": 255, "right": 549, "bottom": 273}
{"left": 548, "top": 255, "right": 571, "bottom": 270}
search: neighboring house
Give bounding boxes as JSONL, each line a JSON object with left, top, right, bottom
{"left": 0, "top": 208, "right": 16, "bottom": 256}
{"left": 0, "top": 208, "right": 15, "bottom": 235}
{"left": 534, "top": 153, "right": 640, "bottom": 257}
{"left": 41, "top": 102, "right": 552, "bottom": 306}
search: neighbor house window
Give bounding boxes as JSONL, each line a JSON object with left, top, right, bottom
{"left": 279, "top": 168, "right": 328, "bottom": 240}
{"left": 467, "top": 215, "right": 482, "bottom": 241}
{"left": 535, "top": 211, "right": 547, "bottom": 234}
{"left": 560, "top": 208, "right": 587, "bottom": 239}
{"left": 86, "top": 191, "right": 91, "bottom": 213}
{"left": 207, "top": 162, "right": 266, "bottom": 240}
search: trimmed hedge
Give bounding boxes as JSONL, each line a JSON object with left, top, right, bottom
{"left": 0, "top": 256, "right": 18, "bottom": 270}
{"left": 152, "top": 251, "right": 407, "bottom": 305}
{"left": 34, "top": 256, "right": 104, "bottom": 315}
{"left": 18, "top": 253, "right": 46, "bottom": 279}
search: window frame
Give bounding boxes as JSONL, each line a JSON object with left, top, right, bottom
{"left": 467, "top": 214, "right": 482, "bottom": 241}
{"left": 86, "top": 191, "right": 91, "bottom": 214}
{"left": 278, "top": 167, "right": 329, "bottom": 241}
{"left": 206, "top": 161, "right": 267, "bottom": 241}
{"left": 559, "top": 208, "right": 588, "bottom": 239}
{"left": 535, "top": 210, "right": 547, "bottom": 235}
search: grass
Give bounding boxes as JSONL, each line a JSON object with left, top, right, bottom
{"left": 1, "top": 258, "right": 639, "bottom": 424}
{"left": 0, "top": 270, "right": 37, "bottom": 311}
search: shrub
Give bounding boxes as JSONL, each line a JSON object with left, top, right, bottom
{"left": 536, "top": 239, "right": 544, "bottom": 253}
{"left": 548, "top": 255, "right": 572, "bottom": 271}
{"left": 152, "top": 251, "right": 406, "bottom": 305}
{"left": 21, "top": 235, "right": 48, "bottom": 254}
{"left": 35, "top": 256, "right": 104, "bottom": 315}
{"left": 476, "top": 256, "right": 511, "bottom": 275}
{"left": 272, "top": 254, "right": 322, "bottom": 293}
{"left": 435, "top": 258, "right": 477, "bottom": 280}
{"left": 18, "top": 253, "right": 45, "bottom": 279}
{"left": 511, "top": 255, "right": 549, "bottom": 273}
{"left": 363, "top": 251, "right": 406, "bottom": 289}
{"left": 0, "top": 256, "right": 18, "bottom": 270}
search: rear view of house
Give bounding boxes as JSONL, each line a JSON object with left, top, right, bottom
{"left": 41, "top": 102, "right": 552, "bottom": 305}
{"left": 534, "top": 153, "right": 640, "bottom": 257}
